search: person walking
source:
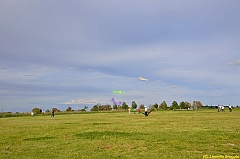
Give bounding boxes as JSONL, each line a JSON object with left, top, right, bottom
{"left": 51, "top": 110, "right": 54, "bottom": 117}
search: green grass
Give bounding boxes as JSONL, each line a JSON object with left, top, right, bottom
{"left": 0, "top": 109, "right": 239, "bottom": 159}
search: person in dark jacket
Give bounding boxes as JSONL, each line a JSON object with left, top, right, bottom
{"left": 51, "top": 110, "right": 54, "bottom": 117}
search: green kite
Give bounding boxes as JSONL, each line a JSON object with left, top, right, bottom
{"left": 112, "top": 90, "right": 125, "bottom": 94}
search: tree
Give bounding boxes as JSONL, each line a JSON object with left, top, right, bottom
{"left": 185, "top": 101, "right": 191, "bottom": 109}
{"left": 90, "top": 103, "right": 101, "bottom": 111}
{"left": 131, "top": 101, "right": 137, "bottom": 109}
{"left": 171, "top": 101, "right": 179, "bottom": 110}
{"left": 84, "top": 105, "right": 88, "bottom": 111}
{"left": 99, "top": 104, "right": 112, "bottom": 111}
{"left": 52, "top": 107, "right": 60, "bottom": 112}
{"left": 160, "top": 101, "right": 168, "bottom": 110}
{"left": 192, "top": 101, "right": 203, "bottom": 110}
{"left": 196, "top": 101, "right": 203, "bottom": 108}
{"left": 139, "top": 104, "right": 145, "bottom": 109}
{"left": 112, "top": 104, "right": 118, "bottom": 110}
{"left": 32, "top": 108, "right": 42, "bottom": 114}
{"left": 66, "top": 106, "right": 72, "bottom": 112}
{"left": 79, "top": 109, "right": 86, "bottom": 112}
{"left": 153, "top": 103, "right": 158, "bottom": 109}
{"left": 148, "top": 104, "right": 156, "bottom": 111}
{"left": 179, "top": 101, "right": 186, "bottom": 109}
{"left": 122, "top": 102, "right": 129, "bottom": 110}
{"left": 90, "top": 103, "right": 112, "bottom": 111}
{"left": 90, "top": 105, "right": 99, "bottom": 111}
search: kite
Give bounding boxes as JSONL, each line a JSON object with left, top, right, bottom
{"left": 110, "top": 98, "right": 122, "bottom": 106}
{"left": 112, "top": 90, "right": 125, "bottom": 94}
{"left": 138, "top": 76, "right": 150, "bottom": 81}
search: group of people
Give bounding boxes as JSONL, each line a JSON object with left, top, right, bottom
{"left": 218, "top": 104, "right": 232, "bottom": 112}
{"left": 138, "top": 106, "right": 152, "bottom": 117}
{"left": 130, "top": 106, "right": 152, "bottom": 117}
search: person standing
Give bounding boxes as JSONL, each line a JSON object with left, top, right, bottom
{"left": 218, "top": 104, "right": 221, "bottom": 112}
{"left": 133, "top": 108, "right": 136, "bottom": 114}
{"left": 229, "top": 104, "right": 232, "bottom": 112}
{"left": 138, "top": 107, "right": 141, "bottom": 114}
{"left": 144, "top": 106, "right": 148, "bottom": 117}
{"left": 222, "top": 105, "right": 225, "bottom": 112}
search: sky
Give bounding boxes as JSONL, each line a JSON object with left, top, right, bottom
{"left": 1, "top": 0, "right": 240, "bottom": 112}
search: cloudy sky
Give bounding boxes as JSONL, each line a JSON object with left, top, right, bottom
{"left": 1, "top": 0, "right": 240, "bottom": 112}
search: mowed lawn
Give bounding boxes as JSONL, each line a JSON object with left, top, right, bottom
{"left": 0, "top": 109, "right": 239, "bottom": 159}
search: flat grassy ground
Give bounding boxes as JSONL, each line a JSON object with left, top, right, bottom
{"left": 0, "top": 109, "right": 239, "bottom": 159}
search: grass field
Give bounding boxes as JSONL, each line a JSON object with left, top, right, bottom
{"left": 0, "top": 109, "right": 239, "bottom": 159}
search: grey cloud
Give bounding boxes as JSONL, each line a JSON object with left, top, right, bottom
{"left": 227, "top": 59, "right": 240, "bottom": 66}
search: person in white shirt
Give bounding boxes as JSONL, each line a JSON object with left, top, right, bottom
{"left": 221, "top": 105, "right": 224, "bottom": 112}
{"left": 144, "top": 106, "right": 148, "bottom": 116}
{"left": 218, "top": 104, "right": 221, "bottom": 112}
{"left": 228, "top": 104, "right": 232, "bottom": 112}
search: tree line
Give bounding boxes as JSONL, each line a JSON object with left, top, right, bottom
{"left": 30, "top": 100, "right": 203, "bottom": 114}
{"left": 90, "top": 100, "right": 203, "bottom": 111}
{"left": 31, "top": 106, "right": 88, "bottom": 115}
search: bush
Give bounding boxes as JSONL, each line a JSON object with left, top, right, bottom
{"left": 32, "top": 108, "right": 42, "bottom": 114}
